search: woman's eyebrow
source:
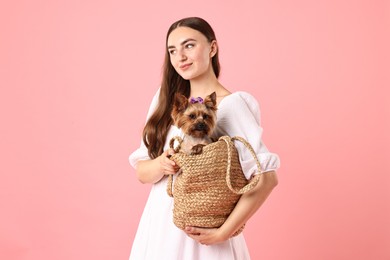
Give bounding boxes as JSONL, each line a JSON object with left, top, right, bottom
{"left": 167, "top": 38, "right": 196, "bottom": 49}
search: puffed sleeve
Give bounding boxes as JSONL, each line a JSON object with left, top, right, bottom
{"left": 128, "top": 88, "right": 161, "bottom": 169}
{"left": 215, "top": 91, "right": 280, "bottom": 179}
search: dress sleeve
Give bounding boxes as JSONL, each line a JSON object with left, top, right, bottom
{"left": 128, "top": 88, "right": 161, "bottom": 169}
{"left": 216, "top": 92, "right": 280, "bottom": 179}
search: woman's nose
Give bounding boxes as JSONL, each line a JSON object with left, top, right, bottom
{"left": 177, "top": 50, "right": 187, "bottom": 61}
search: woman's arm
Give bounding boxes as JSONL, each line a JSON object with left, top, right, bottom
{"left": 135, "top": 149, "right": 179, "bottom": 184}
{"left": 185, "top": 170, "right": 278, "bottom": 245}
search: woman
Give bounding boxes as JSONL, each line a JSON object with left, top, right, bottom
{"left": 129, "top": 17, "right": 280, "bottom": 260}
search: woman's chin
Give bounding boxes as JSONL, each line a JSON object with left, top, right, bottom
{"left": 178, "top": 73, "right": 193, "bottom": 81}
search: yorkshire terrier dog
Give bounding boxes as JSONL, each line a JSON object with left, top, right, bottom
{"left": 171, "top": 92, "right": 217, "bottom": 155}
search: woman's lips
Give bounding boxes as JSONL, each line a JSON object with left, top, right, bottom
{"left": 180, "top": 63, "right": 192, "bottom": 70}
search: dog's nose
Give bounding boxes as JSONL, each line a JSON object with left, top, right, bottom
{"left": 195, "top": 123, "right": 206, "bottom": 130}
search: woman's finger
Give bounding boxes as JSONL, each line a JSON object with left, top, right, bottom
{"left": 185, "top": 227, "right": 203, "bottom": 235}
{"left": 159, "top": 149, "right": 180, "bottom": 175}
{"left": 167, "top": 148, "right": 176, "bottom": 156}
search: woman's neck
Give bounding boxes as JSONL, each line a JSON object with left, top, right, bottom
{"left": 189, "top": 69, "right": 223, "bottom": 98}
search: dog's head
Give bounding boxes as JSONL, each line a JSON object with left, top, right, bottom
{"left": 171, "top": 92, "right": 217, "bottom": 138}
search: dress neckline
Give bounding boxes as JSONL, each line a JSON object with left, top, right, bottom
{"left": 217, "top": 91, "right": 240, "bottom": 108}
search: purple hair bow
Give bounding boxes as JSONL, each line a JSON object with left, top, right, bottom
{"left": 190, "top": 97, "right": 204, "bottom": 104}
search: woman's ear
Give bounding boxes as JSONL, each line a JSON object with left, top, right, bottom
{"left": 210, "top": 40, "right": 218, "bottom": 58}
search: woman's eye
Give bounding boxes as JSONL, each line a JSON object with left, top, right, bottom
{"left": 203, "top": 114, "right": 209, "bottom": 119}
{"left": 169, "top": 50, "right": 176, "bottom": 55}
{"left": 189, "top": 114, "right": 196, "bottom": 119}
{"left": 186, "top": 43, "right": 194, "bottom": 49}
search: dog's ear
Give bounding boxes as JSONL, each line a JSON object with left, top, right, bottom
{"left": 171, "top": 93, "right": 189, "bottom": 124}
{"left": 173, "top": 93, "right": 189, "bottom": 112}
{"left": 204, "top": 92, "right": 217, "bottom": 111}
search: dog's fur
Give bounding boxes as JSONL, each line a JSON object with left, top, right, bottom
{"left": 171, "top": 92, "right": 217, "bottom": 155}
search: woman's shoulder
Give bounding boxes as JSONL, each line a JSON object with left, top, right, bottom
{"left": 218, "top": 91, "right": 261, "bottom": 121}
{"left": 219, "top": 91, "right": 260, "bottom": 109}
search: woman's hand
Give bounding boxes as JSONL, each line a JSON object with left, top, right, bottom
{"left": 135, "top": 148, "right": 180, "bottom": 183}
{"left": 184, "top": 226, "right": 229, "bottom": 245}
{"left": 158, "top": 148, "right": 180, "bottom": 175}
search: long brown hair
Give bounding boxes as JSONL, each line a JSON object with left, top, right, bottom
{"left": 142, "top": 17, "right": 221, "bottom": 159}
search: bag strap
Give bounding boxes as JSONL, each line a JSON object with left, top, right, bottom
{"left": 220, "top": 136, "right": 262, "bottom": 195}
{"left": 167, "top": 175, "right": 174, "bottom": 197}
{"left": 167, "top": 136, "right": 183, "bottom": 197}
{"left": 169, "top": 136, "right": 183, "bottom": 153}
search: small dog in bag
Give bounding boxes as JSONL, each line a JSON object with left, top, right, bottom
{"left": 171, "top": 92, "right": 217, "bottom": 155}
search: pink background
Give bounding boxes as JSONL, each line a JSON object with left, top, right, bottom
{"left": 1, "top": 0, "right": 389, "bottom": 259}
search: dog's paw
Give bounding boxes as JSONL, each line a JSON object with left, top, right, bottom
{"left": 190, "top": 144, "right": 205, "bottom": 155}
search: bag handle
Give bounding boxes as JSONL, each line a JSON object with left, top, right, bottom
{"left": 220, "top": 136, "right": 262, "bottom": 195}
{"left": 166, "top": 136, "right": 183, "bottom": 197}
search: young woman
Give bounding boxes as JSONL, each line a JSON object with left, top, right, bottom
{"left": 129, "top": 17, "right": 280, "bottom": 260}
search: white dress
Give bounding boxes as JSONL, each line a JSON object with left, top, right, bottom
{"left": 129, "top": 89, "right": 280, "bottom": 260}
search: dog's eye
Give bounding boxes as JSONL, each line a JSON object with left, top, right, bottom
{"left": 189, "top": 114, "right": 196, "bottom": 119}
{"left": 203, "top": 114, "right": 209, "bottom": 119}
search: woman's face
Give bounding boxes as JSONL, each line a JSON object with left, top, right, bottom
{"left": 167, "top": 26, "right": 216, "bottom": 81}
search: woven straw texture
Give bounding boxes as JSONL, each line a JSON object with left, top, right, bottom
{"left": 167, "top": 136, "right": 262, "bottom": 236}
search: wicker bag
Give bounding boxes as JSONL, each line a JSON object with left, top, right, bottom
{"left": 167, "top": 135, "right": 262, "bottom": 236}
